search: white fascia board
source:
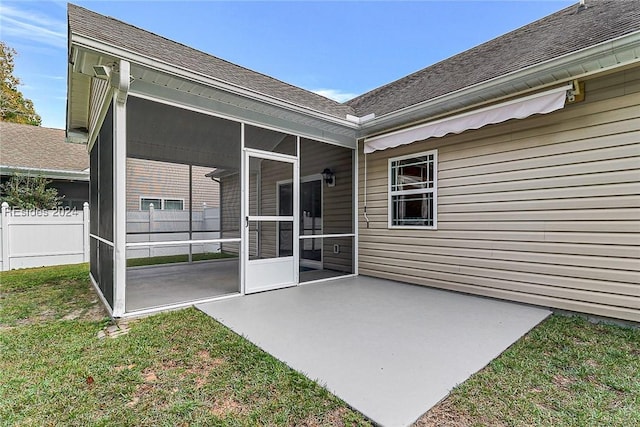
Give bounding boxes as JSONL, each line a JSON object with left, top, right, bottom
{"left": 69, "top": 33, "right": 359, "bottom": 130}
{"left": 359, "top": 30, "right": 640, "bottom": 137}
{"left": 346, "top": 113, "right": 375, "bottom": 124}
{"left": 0, "top": 165, "right": 90, "bottom": 181}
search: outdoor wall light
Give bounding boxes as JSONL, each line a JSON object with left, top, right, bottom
{"left": 93, "top": 65, "right": 112, "bottom": 79}
{"left": 321, "top": 168, "right": 335, "bottom": 187}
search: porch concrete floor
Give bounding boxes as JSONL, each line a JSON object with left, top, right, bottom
{"left": 197, "top": 275, "right": 551, "bottom": 427}
{"left": 126, "top": 260, "right": 239, "bottom": 312}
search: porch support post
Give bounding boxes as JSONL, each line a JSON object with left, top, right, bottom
{"left": 353, "top": 147, "right": 358, "bottom": 275}
{"left": 189, "top": 164, "right": 193, "bottom": 263}
{"left": 112, "top": 60, "right": 130, "bottom": 317}
{"left": 293, "top": 136, "right": 300, "bottom": 284}
{"left": 240, "top": 122, "right": 246, "bottom": 294}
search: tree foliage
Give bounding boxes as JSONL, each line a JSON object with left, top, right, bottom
{"left": 0, "top": 175, "right": 63, "bottom": 209}
{"left": 0, "top": 41, "right": 41, "bottom": 126}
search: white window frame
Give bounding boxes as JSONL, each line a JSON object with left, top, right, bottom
{"left": 162, "top": 198, "right": 185, "bottom": 211}
{"left": 139, "top": 196, "right": 185, "bottom": 211}
{"left": 388, "top": 149, "right": 438, "bottom": 230}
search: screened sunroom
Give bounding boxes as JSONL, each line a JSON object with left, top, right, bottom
{"left": 69, "top": 5, "right": 359, "bottom": 316}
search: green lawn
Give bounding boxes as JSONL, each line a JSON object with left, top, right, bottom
{"left": 0, "top": 264, "right": 368, "bottom": 426}
{"left": 417, "top": 316, "right": 640, "bottom": 426}
{"left": 1, "top": 264, "right": 638, "bottom": 426}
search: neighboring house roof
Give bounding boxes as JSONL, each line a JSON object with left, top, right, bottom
{"left": 347, "top": 0, "right": 640, "bottom": 117}
{"left": 67, "top": 4, "right": 355, "bottom": 120}
{"left": 0, "top": 122, "right": 89, "bottom": 178}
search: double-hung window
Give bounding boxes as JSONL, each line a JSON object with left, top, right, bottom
{"left": 388, "top": 150, "right": 437, "bottom": 229}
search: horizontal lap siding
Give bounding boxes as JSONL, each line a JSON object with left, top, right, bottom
{"left": 220, "top": 173, "right": 243, "bottom": 255}
{"left": 358, "top": 69, "right": 640, "bottom": 322}
{"left": 260, "top": 141, "right": 354, "bottom": 272}
{"left": 307, "top": 143, "right": 354, "bottom": 273}
{"left": 126, "top": 158, "right": 220, "bottom": 211}
{"left": 259, "top": 160, "right": 284, "bottom": 259}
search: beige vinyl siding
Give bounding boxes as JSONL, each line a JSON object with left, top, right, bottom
{"left": 257, "top": 159, "right": 282, "bottom": 259}
{"left": 358, "top": 68, "right": 640, "bottom": 322}
{"left": 301, "top": 140, "right": 354, "bottom": 273}
{"left": 219, "top": 173, "right": 249, "bottom": 255}
{"left": 259, "top": 140, "right": 354, "bottom": 272}
{"left": 126, "top": 158, "right": 220, "bottom": 211}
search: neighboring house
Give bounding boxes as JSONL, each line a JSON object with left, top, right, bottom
{"left": 126, "top": 158, "right": 219, "bottom": 212}
{"left": 0, "top": 122, "right": 218, "bottom": 212}
{"left": 67, "top": 0, "right": 639, "bottom": 321}
{"left": 0, "top": 121, "right": 89, "bottom": 208}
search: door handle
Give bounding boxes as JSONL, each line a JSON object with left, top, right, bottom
{"left": 245, "top": 216, "right": 249, "bottom": 228}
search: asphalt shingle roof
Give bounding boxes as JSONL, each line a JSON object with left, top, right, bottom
{"left": 347, "top": 0, "right": 640, "bottom": 117}
{"left": 68, "top": 4, "right": 355, "bottom": 120}
{"left": 0, "top": 122, "right": 89, "bottom": 172}
{"left": 69, "top": 1, "right": 639, "bottom": 122}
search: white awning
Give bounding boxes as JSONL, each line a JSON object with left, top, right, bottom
{"left": 364, "top": 84, "right": 572, "bottom": 154}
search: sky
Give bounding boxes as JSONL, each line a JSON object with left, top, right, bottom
{"left": 0, "top": 0, "right": 575, "bottom": 129}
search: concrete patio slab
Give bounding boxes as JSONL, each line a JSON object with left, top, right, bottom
{"left": 197, "top": 276, "right": 550, "bottom": 426}
{"left": 126, "top": 259, "right": 239, "bottom": 312}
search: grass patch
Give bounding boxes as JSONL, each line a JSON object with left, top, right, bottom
{"left": 417, "top": 315, "right": 640, "bottom": 426}
{"left": 3, "top": 265, "right": 638, "bottom": 426}
{"left": 126, "top": 252, "right": 236, "bottom": 268}
{"left": 0, "top": 263, "right": 107, "bottom": 326}
{"left": 0, "top": 264, "right": 369, "bottom": 426}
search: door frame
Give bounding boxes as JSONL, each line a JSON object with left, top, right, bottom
{"left": 243, "top": 147, "right": 299, "bottom": 294}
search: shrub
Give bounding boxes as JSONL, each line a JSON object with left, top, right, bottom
{"left": 0, "top": 174, "right": 63, "bottom": 209}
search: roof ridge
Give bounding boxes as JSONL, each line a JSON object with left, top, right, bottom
{"left": 0, "top": 122, "right": 65, "bottom": 132}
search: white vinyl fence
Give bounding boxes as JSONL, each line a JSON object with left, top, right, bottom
{"left": 126, "top": 205, "right": 221, "bottom": 258}
{"left": 0, "top": 202, "right": 90, "bottom": 271}
{"left": 0, "top": 202, "right": 221, "bottom": 271}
